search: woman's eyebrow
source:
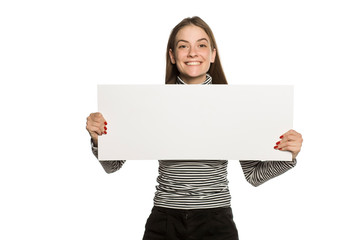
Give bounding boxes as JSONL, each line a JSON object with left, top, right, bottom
{"left": 176, "top": 38, "right": 209, "bottom": 46}
{"left": 176, "top": 39, "right": 189, "bottom": 46}
{"left": 197, "top": 38, "right": 209, "bottom": 43}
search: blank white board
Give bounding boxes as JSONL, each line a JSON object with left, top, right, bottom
{"left": 98, "top": 85, "right": 293, "bottom": 161}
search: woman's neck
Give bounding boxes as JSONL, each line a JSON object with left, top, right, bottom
{"left": 178, "top": 74, "right": 207, "bottom": 84}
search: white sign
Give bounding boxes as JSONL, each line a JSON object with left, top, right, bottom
{"left": 98, "top": 85, "right": 293, "bottom": 161}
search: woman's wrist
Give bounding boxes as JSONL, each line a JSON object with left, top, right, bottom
{"left": 91, "top": 138, "right": 98, "bottom": 147}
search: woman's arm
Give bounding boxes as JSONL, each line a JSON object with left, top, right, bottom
{"left": 240, "top": 129, "right": 303, "bottom": 187}
{"left": 91, "top": 139, "right": 126, "bottom": 174}
{"left": 240, "top": 159, "right": 296, "bottom": 187}
{"left": 87, "top": 112, "right": 126, "bottom": 174}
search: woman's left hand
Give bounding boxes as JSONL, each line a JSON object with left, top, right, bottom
{"left": 274, "top": 129, "right": 303, "bottom": 160}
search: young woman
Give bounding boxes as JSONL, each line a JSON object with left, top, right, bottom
{"left": 86, "top": 16, "right": 303, "bottom": 240}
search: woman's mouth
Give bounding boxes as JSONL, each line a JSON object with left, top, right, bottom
{"left": 186, "top": 61, "right": 201, "bottom": 66}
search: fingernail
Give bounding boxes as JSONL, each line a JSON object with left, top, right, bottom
{"left": 280, "top": 135, "right": 284, "bottom": 139}
{"left": 276, "top": 141, "right": 281, "bottom": 145}
{"left": 104, "top": 131, "right": 107, "bottom": 134}
{"left": 278, "top": 148, "right": 282, "bottom": 150}
{"left": 104, "top": 126, "right": 107, "bottom": 130}
{"left": 104, "top": 121, "right": 107, "bottom": 125}
{"left": 274, "top": 146, "right": 278, "bottom": 149}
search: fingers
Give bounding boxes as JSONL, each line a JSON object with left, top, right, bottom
{"left": 274, "top": 129, "right": 303, "bottom": 159}
{"left": 86, "top": 112, "right": 108, "bottom": 140}
{"left": 86, "top": 123, "right": 102, "bottom": 136}
{"left": 90, "top": 112, "right": 105, "bottom": 124}
{"left": 276, "top": 141, "right": 299, "bottom": 152}
{"left": 281, "top": 129, "right": 301, "bottom": 142}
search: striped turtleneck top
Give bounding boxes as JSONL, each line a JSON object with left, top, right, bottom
{"left": 92, "top": 75, "right": 297, "bottom": 209}
{"left": 176, "top": 74, "right": 213, "bottom": 85}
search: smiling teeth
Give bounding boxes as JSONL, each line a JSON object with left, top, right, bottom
{"left": 186, "top": 62, "right": 200, "bottom": 65}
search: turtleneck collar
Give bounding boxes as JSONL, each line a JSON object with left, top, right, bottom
{"left": 176, "top": 74, "right": 212, "bottom": 85}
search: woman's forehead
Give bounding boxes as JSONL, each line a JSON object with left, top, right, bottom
{"left": 175, "top": 25, "right": 210, "bottom": 42}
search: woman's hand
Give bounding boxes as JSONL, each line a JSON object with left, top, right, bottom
{"left": 274, "top": 129, "right": 303, "bottom": 160}
{"left": 86, "top": 112, "right": 108, "bottom": 147}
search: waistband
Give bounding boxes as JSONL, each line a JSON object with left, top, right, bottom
{"left": 152, "top": 206, "right": 231, "bottom": 216}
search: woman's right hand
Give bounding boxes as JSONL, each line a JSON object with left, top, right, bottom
{"left": 86, "top": 112, "right": 107, "bottom": 147}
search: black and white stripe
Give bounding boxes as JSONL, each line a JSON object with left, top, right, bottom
{"left": 154, "top": 160, "right": 231, "bottom": 209}
{"left": 92, "top": 75, "right": 297, "bottom": 209}
{"left": 176, "top": 74, "right": 213, "bottom": 85}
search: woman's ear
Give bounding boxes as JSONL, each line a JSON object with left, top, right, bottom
{"left": 211, "top": 48, "right": 216, "bottom": 63}
{"left": 169, "top": 49, "right": 176, "bottom": 64}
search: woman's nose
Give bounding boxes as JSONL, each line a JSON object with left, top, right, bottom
{"left": 188, "top": 46, "right": 198, "bottom": 57}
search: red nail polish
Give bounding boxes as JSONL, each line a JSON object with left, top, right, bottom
{"left": 278, "top": 148, "right": 282, "bottom": 150}
{"left": 104, "top": 121, "right": 107, "bottom": 125}
{"left": 104, "top": 131, "right": 107, "bottom": 134}
{"left": 276, "top": 141, "right": 281, "bottom": 145}
{"left": 280, "top": 135, "right": 284, "bottom": 139}
{"left": 104, "top": 126, "right": 107, "bottom": 130}
{"left": 274, "top": 146, "right": 278, "bottom": 149}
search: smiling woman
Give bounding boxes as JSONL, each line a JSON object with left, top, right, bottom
{"left": 165, "top": 16, "right": 227, "bottom": 85}
{"left": 86, "top": 16, "right": 303, "bottom": 240}
{"left": 169, "top": 26, "right": 216, "bottom": 84}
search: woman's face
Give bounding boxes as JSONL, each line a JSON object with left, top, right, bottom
{"left": 169, "top": 25, "right": 216, "bottom": 84}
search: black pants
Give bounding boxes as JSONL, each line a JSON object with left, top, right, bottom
{"left": 142, "top": 206, "right": 239, "bottom": 240}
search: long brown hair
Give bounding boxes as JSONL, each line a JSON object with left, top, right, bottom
{"left": 165, "top": 16, "right": 228, "bottom": 85}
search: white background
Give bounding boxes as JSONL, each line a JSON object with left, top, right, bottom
{"left": 0, "top": 0, "right": 359, "bottom": 239}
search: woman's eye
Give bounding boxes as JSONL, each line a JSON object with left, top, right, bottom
{"left": 178, "top": 45, "right": 187, "bottom": 49}
{"left": 199, "top": 44, "right": 207, "bottom": 48}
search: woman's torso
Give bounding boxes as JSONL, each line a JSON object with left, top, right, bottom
{"left": 154, "top": 160, "right": 231, "bottom": 209}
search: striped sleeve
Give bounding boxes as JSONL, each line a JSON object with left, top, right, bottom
{"left": 91, "top": 139, "right": 126, "bottom": 174}
{"left": 99, "top": 160, "right": 126, "bottom": 174}
{"left": 240, "top": 159, "right": 297, "bottom": 187}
